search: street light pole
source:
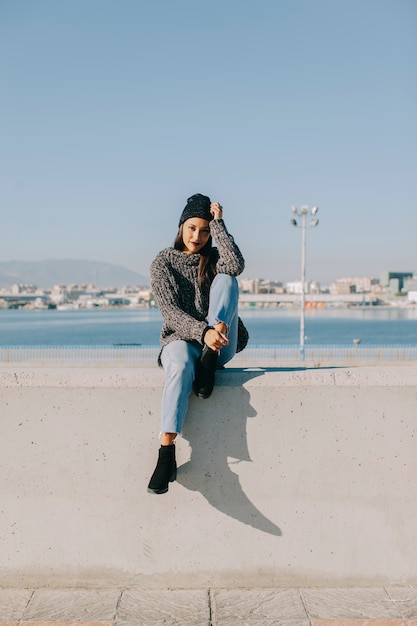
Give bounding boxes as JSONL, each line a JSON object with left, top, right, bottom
{"left": 300, "top": 208, "right": 307, "bottom": 355}
{"left": 290, "top": 205, "right": 319, "bottom": 361}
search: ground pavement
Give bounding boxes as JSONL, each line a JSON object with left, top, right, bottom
{"left": 1, "top": 586, "right": 417, "bottom": 625}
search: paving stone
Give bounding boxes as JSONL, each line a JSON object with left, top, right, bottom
{"left": 311, "top": 619, "right": 407, "bottom": 626}
{"left": 300, "top": 588, "right": 402, "bottom": 620}
{"left": 215, "top": 618, "right": 311, "bottom": 624}
{"left": 2, "top": 587, "right": 416, "bottom": 625}
{"left": 0, "top": 589, "right": 33, "bottom": 621}
{"left": 116, "top": 589, "right": 210, "bottom": 625}
{"left": 212, "top": 588, "right": 309, "bottom": 623}
{"left": 386, "top": 587, "right": 417, "bottom": 620}
{"left": 22, "top": 589, "right": 121, "bottom": 622}
{"left": 117, "top": 622, "right": 205, "bottom": 626}
{"left": 20, "top": 623, "right": 113, "bottom": 626}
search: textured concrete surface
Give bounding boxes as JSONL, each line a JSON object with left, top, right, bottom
{"left": 1, "top": 367, "right": 416, "bottom": 588}
{"left": 1, "top": 587, "right": 417, "bottom": 625}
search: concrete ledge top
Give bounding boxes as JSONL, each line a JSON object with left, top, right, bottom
{"left": 1, "top": 366, "right": 416, "bottom": 388}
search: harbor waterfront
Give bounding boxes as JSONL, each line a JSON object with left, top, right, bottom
{"left": 1, "top": 307, "right": 416, "bottom": 366}
{"left": 1, "top": 306, "right": 416, "bottom": 346}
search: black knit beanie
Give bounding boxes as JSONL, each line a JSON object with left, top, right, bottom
{"left": 178, "top": 193, "right": 212, "bottom": 227}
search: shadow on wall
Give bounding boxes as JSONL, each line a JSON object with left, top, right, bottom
{"left": 177, "top": 369, "right": 282, "bottom": 537}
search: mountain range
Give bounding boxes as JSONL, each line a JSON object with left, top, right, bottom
{"left": 0, "top": 260, "right": 149, "bottom": 289}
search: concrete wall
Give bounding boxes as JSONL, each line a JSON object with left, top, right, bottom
{"left": 1, "top": 366, "right": 416, "bottom": 588}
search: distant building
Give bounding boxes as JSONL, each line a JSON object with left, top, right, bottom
{"left": 285, "top": 281, "right": 302, "bottom": 294}
{"left": 239, "top": 278, "right": 261, "bottom": 294}
{"left": 403, "top": 277, "right": 417, "bottom": 293}
{"left": 66, "top": 284, "right": 103, "bottom": 302}
{"left": 285, "top": 280, "right": 316, "bottom": 294}
{"left": 50, "top": 284, "right": 68, "bottom": 305}
{"left": 11, "top": 283, "right": 38, "bottom": 294}
{"left": 380, "top": 271, "right": 413, "bottom": 293}
{"left": 334, "top": 279, "right": 355, "bottom": 295}
{"left": 309, "top": 281, "right": 321, "bottom": 294}
{"left": 332, "top": 277, "right": 378, "bottom": 295}
{"left": 257, "top": 279, "right": 284, "bottom": 294}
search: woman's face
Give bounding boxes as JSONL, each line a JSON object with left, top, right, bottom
{"left": 181, "top": 217, "right": 211, "bottom": 254}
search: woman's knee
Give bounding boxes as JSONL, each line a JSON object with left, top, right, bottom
{"left": 211, "top": 274, "right": 239, "bottom": 303}
{"left": 162, "top": 342, "right": 197, "bottom": 379}
{"left": 212, "top": 273, "right": 238, "bottom": 290}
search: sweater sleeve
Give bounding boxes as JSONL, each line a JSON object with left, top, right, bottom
{"left": 210, "top": 218, "right": 245, "bottom": 276}
{"left": 150, "top": 254, "right": 208, "bottom": 343}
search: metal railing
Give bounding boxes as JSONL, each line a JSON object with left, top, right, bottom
{"left": 0, "top": 344, "right": 416, "bottom": 367}
{"left": 233, "top": 344, "right": 417, "bottom": 366}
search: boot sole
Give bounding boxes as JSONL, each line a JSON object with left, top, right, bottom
{"left": 195, "top": 389, "right": 212, "bottom": 399}
{"left": 193, "top": 379, "right": 213, "bottom": 399}
{"left": 147, "top": 470, "right": 177, "bottom": 495}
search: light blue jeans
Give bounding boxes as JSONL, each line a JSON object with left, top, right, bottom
{"left": 160, "top": 274, "right": 239, "bottom": 434}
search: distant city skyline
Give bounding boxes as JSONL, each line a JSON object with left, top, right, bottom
{"left": 1, "top": 254, "right": 416, "bottom": 286}
{"left": 1, "top": 1, "right": 416, "bottom": 283}
{"left": 0, "top": 258, "right": 414, "bottom": 291}
{"left": 2, "top": 265, "right": 416, "bottom": 313}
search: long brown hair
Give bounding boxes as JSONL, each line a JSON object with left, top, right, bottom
{"left": 174, "top": 225, "right": 216, "bottom": 290}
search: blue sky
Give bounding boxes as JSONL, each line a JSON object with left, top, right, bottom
{"left": 1, "top": 0, "right": 416, "bottom": 283}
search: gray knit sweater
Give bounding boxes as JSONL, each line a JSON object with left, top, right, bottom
{"left": 150, "top": 218, "right": 248, "bottom": 354}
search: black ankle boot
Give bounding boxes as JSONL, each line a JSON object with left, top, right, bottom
{"left": 147, "top": 444, "right": 177, "bottom": 494}
{"left": 193, "top": 345, "right": 218, "bottom": 399}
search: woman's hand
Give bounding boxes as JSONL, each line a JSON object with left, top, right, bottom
{"left": 204, "top": 327, "right": 229, "bottom": 352}
{"left": 210, "top": 201, "right": 223, "bottom": 220}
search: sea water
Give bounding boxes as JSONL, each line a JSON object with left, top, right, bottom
{"left": 1, "top": 307, "right": 416, "bottom": 346}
